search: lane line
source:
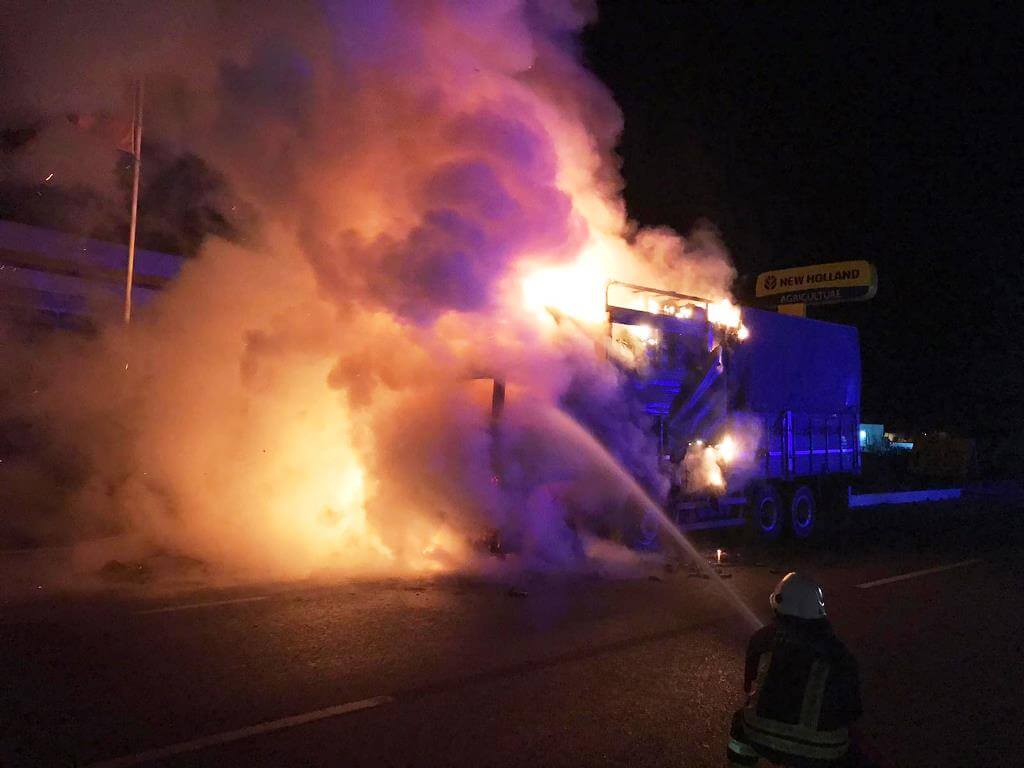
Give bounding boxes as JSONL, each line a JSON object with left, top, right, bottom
{"left": 855, "top": 558, "right": 982, "bottom": 589}
{"left": 135, "top": 596, "right": 270, "bottom": 614}
{"left": 84, "top": 695, "right": 394, "bottom": 768}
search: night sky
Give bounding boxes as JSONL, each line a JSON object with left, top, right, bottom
{"left": 586, "top": 2, "right": 1024, "bottom": 455}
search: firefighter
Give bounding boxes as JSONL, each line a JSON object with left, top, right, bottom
{"left": 726, "top": 572, "right": 865, "bottom": 768}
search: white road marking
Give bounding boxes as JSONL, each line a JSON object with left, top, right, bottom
{"left": 84, "top": 695, "right": 394, "bottom": 768}
{"left": 135, "top": 596, "right": 270, "bottom": 614}
{"left": 855, "top": 558, "right": 982, "bottom": 589}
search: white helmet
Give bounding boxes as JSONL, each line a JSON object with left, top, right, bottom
{"left": 770, "top": 572, "right": 827, "bottom": 619}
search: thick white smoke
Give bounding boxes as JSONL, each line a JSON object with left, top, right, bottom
{"left": 0, "top": 1, "right": 736, "bottom": 579}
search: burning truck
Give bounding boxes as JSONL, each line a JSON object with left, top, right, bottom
{"left": 491, "top": 279, "right": 861, "bottom": 548}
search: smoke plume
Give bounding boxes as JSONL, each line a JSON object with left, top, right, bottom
{"left": 0, "top": 1, "right": 736, "bottom": 579}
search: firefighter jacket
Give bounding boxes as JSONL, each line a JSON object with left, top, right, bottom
{"left": 740, "top": 617, "right": 863, "bottom": 762}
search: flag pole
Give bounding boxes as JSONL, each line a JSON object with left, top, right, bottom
{"left": 123, "top": 79, "right": 144, "bottom": 324}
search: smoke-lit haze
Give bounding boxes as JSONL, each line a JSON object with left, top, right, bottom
{"left": 0, "top": 0, "right": 737, "bottom": 579}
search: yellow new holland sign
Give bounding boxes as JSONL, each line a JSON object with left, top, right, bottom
{"left": 755, "top": 260, "right": 877, "bottom": 305}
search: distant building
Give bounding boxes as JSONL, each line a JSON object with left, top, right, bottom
{"left": 859, "top": 423, "right": 914, "bottom": 453}
{"left": 859, "top": 423, "right": 885, "bottom": 453}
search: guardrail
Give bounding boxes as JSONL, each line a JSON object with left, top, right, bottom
{"left": 848, "top": 488, "right": 962, "bottom": 507}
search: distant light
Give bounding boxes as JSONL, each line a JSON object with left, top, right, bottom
{"left": 737, "top": 324, "right": 750, "bottom": 341}
{"left": 859, "top": 429, "right": 867, "bottom": 442}
{"left": 44, "top": 172, "right": 54, "bottom": 182}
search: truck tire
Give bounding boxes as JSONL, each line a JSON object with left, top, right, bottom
{"left": 789, "top": 485, "right": 819, "bottom": 540}
{"left": 750, "top": 484, "right": 784, "bottom": 542}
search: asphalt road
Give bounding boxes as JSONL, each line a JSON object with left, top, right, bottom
{"left": 2, "top": 499, "right": 1022, "bottom": 768}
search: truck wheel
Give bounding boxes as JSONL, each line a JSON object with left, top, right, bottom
{"left": 750, "top": 484, "right": 784, "bottom": 542}
{"left": 789, "top": 485, "right": 818, "bottom": 540}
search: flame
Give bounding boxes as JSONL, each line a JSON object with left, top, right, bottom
{"left": 684, "top": 432, "right": 750, "bottom": 493}
{"left": 707, "top": 298, "right": 742, "bottom": 329}
{"left": 716, "top": 434, "right": 737, "bottom": 464}
{"left": 521, "top": 254, "right": 745, "bottom": 337}
{"left": 627, "top": 324, "right": 654, "bottom": 344}
{"left": 414, "top": 527, "right": 468, "bottom": 572}
{"left": 520, "top": 248, "right": 609, "bottom": 326}
{"left": 683, "top": 444, "right": 725, "bottom": 491}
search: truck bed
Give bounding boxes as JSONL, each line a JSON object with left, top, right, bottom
{"left": 727, "top": 307, "right": 861, "bottom": 481}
